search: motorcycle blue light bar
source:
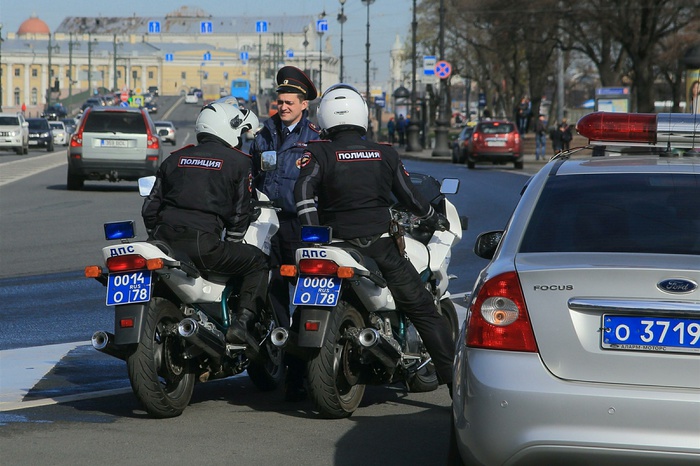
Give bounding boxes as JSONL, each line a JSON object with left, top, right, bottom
{"left": 301, "top": 225, "right": 332, "bottom": 244}
{"left": 104, "top": 221, "right": 136, "bottom": 241}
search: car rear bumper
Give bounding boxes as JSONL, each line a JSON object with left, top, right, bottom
{"left": 468, "top": 150, "right": 522, "bottom": 163}
{"left": 68, "top": 157, "right": 160, "bottom": 181}
{"left": 452, "top": 347, "right": 700, "bottom": 465}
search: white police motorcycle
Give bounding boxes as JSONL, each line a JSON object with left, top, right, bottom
{"left": 272, "top": 173, "right": 466, "bottom": 418}
{"left": 86, "top": 177, "right": 282, "bottom": 418}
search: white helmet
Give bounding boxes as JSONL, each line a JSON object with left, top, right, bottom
{"left": 195, "top": 102, "right": 259, "bottom": 148}
{"left": 317, "top": 84, "right": 368, "bottom": 135}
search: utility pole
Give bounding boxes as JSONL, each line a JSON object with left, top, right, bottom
{"left": 432, "top": 0, "right": 451, "bottom": 157}
{"left": 406, "top": 0, "right": 422, "bottom": 151}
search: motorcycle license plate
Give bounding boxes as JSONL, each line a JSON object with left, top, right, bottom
{"left": 292, "top": 276, "right": 341, "bottom": 307}
{"left": 106, "top": 271, "right": 152, "bottom": 306}
{"left": 602, "top": 314, "right": 700, "bottom": 354}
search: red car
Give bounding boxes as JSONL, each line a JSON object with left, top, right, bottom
{"left": 467, "top": 120, "right": 523, "bottom": 169}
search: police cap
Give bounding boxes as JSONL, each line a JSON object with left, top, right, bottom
{"left": 276, "top": 66, "right": 318, "bottom": 101}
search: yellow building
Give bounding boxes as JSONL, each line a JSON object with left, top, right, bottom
{"left": 0, "top": 7, "right": 338, "bottom": 115}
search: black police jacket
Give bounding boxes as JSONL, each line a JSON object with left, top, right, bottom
{"left": 294, "top": 130, "right": 434, "bottom": 239}
{"left": 142, "top": 140, "right": 253, "bottom": 241}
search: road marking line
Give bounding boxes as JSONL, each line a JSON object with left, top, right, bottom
{"left": 0, "top": 152, "right": 66, "bottom": 187}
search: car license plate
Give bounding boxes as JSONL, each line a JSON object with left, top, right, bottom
{"left": 602, "top": 314, "right": 700, "bottom": 354}
{"left": 292, "top": 276, "right": 342, "bottom": 307}
{"left": 29, "top": 140, "right": 38, "bottom": 145}
{"left": 106, "top": 271, "right": 152, "bottom": 306}
{"left": 100, "top": 139, "right": 129, "bottom": 148}
{"left": 486, "top": 140, "right": 506, "bottom": 147}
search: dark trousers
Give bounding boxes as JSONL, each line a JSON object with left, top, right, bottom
{"left": 152, "top": 224, "right": 269, "bottom": 315}
{"left": 343, "top": 237, "right": 455, "bottom": 384}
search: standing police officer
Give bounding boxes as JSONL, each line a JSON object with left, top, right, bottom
{"left": 294, "top": 84, "right": 455, "bottom": 392}
{"left": 250, "top": 66, "right": 319, "bottom": 401}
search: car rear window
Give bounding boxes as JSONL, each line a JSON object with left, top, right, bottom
{"left": 83, "top": 112, "right": 147, "bottom": 134}
{"left": 478, "top": 123, "right": 514, "bottom": 134}
{"left": 0, "top": 117, "right": 20, "bottom": 125}
{"left": 520, "top": 173, "right": 700, "bottom": 255}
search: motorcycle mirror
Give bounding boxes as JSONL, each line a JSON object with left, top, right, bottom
{"left": 440, "top": 178, "right": 459, "bottom": 195}
{"left": 261, "top": 150, "right": 277, "bottom": 171}
{"left": 138, "top": 176, "right": 156, "bottom": 197}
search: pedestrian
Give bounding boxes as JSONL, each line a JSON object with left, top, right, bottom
{"left": 561, "top": 118, "right": 573, "bottom": 151}
{"left": 688, "top": 80, "right": 699, "bottom": 114}
{"left": 142, "top": 101, "right": 268, "bottom": 347}
{"left": 550, "top": 122, "right": 564, "bottom": 154}
{"left": 515, "top": 96, "right": 530, "bottom": 135}
{"left": 534, "top": 114, "right": 547, "bottom": 161}
{"left": 250, "top": 66, "right": 319, "bottom": 402}
{"left": 397, "top": 114, "right": 407, "bottom": 146}
{"left": 387, "top": 117, "right": 396, "bottom": 144}
{"left": 294, "top": 83, "right": 456, "bottom": 395}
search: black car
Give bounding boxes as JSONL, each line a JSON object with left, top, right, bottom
{"left": 41, "top": 103, "right": 67, "bottom": 121}
{"left": 26, "top": 118, "right": 55, "bottom": 152}
{"left": 451, "top": 124, "right": 475, "bottom": 164}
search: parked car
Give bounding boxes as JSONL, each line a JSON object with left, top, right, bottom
{"left": 451, "top": 123, "right": 475, "bottom": 164}
{"left": 66, "top": 106, "right": 163, "bottom": 190}
{"left": 450, "top": 112, "right": 700, "bottom": 465}
{"left": 26, "top": 118, "right": 55, "bottom": 152}
{"left": 0, "top": 112, "right": 29, "bottom": 154}
{"left": 49, "top": 121, "right": 68, "bottom": 146}
{"left": 154, "top": 120, "right": 177, "bottom": 145}
{"left": 184, "top": 92, "right": 199, "bottom": 104}
{"left": 466, "top": 119, "right": 523, "bottom": 169}
{"left": 41, "top": 103, "right": 68, "bottom": 120}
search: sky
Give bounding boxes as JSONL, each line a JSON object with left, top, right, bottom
{"left": 0, "top": 0, "right": 414, "bottom": 86}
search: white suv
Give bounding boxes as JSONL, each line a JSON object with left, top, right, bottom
{"left": 0, "top": 112, "right": 29, "bottom": 155}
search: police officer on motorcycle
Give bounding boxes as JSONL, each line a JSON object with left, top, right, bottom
{"left": 142, "top": 101, "right": 268, "bottom": 346}
{"left": 294, "top": 84, "right": 455, "bottom": 393}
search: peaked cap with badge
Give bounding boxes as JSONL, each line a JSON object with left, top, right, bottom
{"left": 276, "top": 66, "right": 318, "bottom": 101}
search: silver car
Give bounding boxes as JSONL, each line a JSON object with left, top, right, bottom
{"left": 49, "top": 121, "right": 68, "bottom": 146}
{"left": 66, "top": 106, "right": 163, "bottom": 191}
{"left": 450, "top": 112, "right": 700, "bottom": 465}
{"left": 154, "top": 120, "right": 177, "bottom": 146}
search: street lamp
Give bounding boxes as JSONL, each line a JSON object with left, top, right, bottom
{"left": 69, "top": 33, "right": 80, "bottom": 101}
{"left": 432, "top": 0, "right": 451, "bottom": 157}
{"left": 362, "top": 0, "right": 375, "bottom": 138}
{"left": 406, "top": 0, "right": 422, "bottom": 151}
{"left": 0, "top": 23, "right": 4, "bottom": 111}
{"left": 46, "top": 33, "right": 60, "bottom": 108}
{"left": 303, "top": 25, "right": 309, "bottom": 75}
{"left": 87, "top": 34, "right": 98, "bottom": 97}
{"left": 337, "top": 0, "right": 347, "bottom": 82}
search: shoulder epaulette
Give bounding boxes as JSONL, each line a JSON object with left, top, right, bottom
{"left": 172, "top": 144, "right": 194, "bottom": 154}
{"left": 308, "top": 122, "right": 320, "bottom": 133}
{"left": 308, "top": 139, "right": 331, "bottom": 144}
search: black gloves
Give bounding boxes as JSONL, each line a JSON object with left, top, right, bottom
{"left": 422, "top": 211, "right": 450, "bottom": 232}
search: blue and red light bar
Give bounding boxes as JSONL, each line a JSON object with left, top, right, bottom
{"left": 577, "top": 112, "right": 700, "bottom": 148}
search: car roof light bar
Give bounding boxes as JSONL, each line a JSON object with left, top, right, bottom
{"left": 576, "top": 112, "right": 700, "bottom": 148}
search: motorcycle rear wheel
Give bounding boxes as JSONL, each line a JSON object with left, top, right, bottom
{"left": 127, "top": 298, "right": 195, "bottom": 418}
{"left": 407, "top": 298, "right": 459, "bottom": 392}
{"left": 307, "top": 302, "right": 366, "bottom": 419}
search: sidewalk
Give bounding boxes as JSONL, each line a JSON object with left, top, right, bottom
{"left": 396, "top": 132, "right": 587, "bottom": 169}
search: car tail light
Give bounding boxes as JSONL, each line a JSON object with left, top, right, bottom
{"left": 466, "top": 271, "right": 538, "bottom": 352}
{"left": 70, "top": 132, "right": 83, "bottom": 148}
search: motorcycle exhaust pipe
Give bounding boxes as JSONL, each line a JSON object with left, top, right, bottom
{"left": 91, "top": 331, "right": 128, "bottom": 361}
{"left": 270, "top": 327, "right": 290, "bottom": 347}
{"left": 269, "top": 327, "right": 312, "bottom": 360}
{"left": 356, "top": 328, "right": 400, "bottom": 369}
{"left": 178, "top": 318, "right": 226, "bottom": 361}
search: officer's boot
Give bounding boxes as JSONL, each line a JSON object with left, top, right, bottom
{"left": 226, "top": 308, "right": 258, "bottom": 347}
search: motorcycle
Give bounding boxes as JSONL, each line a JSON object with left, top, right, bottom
{"left": 273, "top": 173, "right": 466, "bottom": 418}
{"left": 85, "top": 176, "right": 283, "bottom": 418}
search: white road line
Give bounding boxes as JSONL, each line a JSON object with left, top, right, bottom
{"left": 0, "top": 151, "right": 66, "bottom": 187}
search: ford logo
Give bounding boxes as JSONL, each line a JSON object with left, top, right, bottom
{"left": 657, "top": 278, "right": 698, "bottom": 294}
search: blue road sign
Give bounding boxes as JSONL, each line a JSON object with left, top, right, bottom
{"left": 240, "top": 51, "right": 249, "bottom": 62}
{"left": 423, "top": 56, "right": 436, "bottom": 76}
{"left": 286, "top": 49, "right": 294, "bottom": 59}
{"left": 165, "top": 53, "right": 174, "bottom": 62}
{"left": 200, "top": 21, "right": 213, "bottom": 34}
{"left": 256, "top": 21, "right": 268, "bottom": 33}
{"left": 434, "top": 60, "right": 452, "bottom": 79}
{"left": 148, "top": 21, "right": 161, "bottom": 34}
{"left": 478, "top": 92, "right": 486, "bottom": 108}
{"left": 316, "top": 19, "right": 328, "bottom": 33}
{"left": 203, "top": 52, "right": 212, "bottom": 61}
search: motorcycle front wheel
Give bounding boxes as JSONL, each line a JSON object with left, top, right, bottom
{"left": 306, "top": 302, "right": 365, "bottom": 419}
{"left": 407, "top": 298, "right": 460, "bottom": 393}
{"left": 127, "top": 298, "right": 195, "bottom": 418}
